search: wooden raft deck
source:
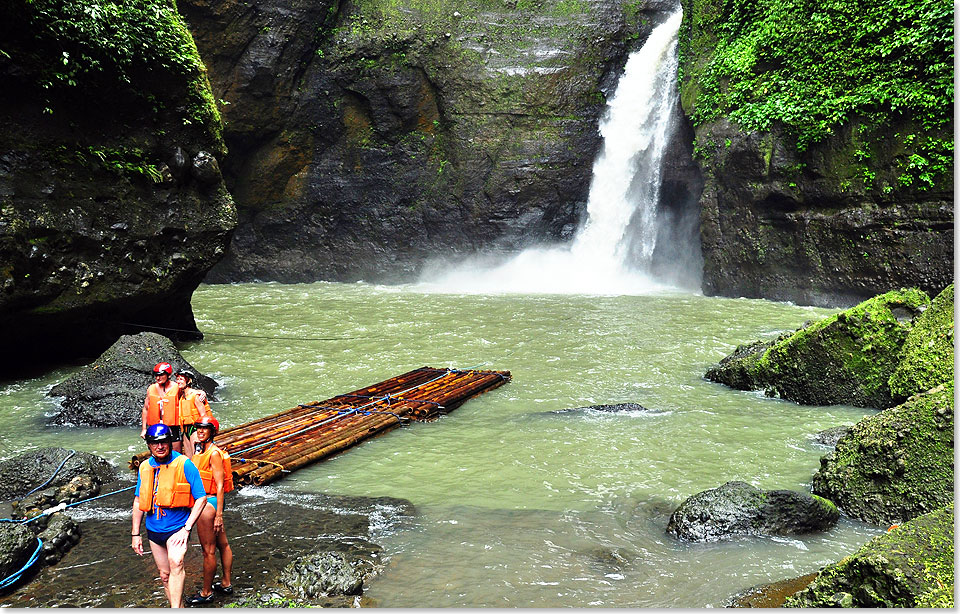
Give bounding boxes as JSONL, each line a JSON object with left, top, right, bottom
{"left": 130, "top": 366, "right": 511, "bottom": 486}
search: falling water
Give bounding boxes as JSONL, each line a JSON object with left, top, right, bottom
{"left": 420, "top": 9, "right": 690, "bottom": 295}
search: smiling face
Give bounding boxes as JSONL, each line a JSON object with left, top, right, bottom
{"left": 175, "top": 374, "right": 187, "bottom": 387}
{"left": 196, "top": 425, "right": 214, "bottom": 444}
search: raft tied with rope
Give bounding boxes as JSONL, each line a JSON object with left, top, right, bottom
{"left": 129, "top": 366, "right": 511, "bottom": 486}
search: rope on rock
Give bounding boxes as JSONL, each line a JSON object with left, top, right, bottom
{"left": 0, "top": 537, "right": 42, "bottom": 590}
{"left": 25, "top": 450, "right": 76, "bottom": 497}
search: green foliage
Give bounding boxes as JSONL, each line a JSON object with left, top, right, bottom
{"left": 681, "top": 0, "right": 953, "bottom": 187}
{"left": 9, "top": 0, "right": 222, "bottom": 147}
{"left": 86, "top": 146, "right": 163, "bottom": 182}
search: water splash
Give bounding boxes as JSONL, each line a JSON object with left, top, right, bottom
{"left": 419, "top": 10, "right": 690, "bottom": 295}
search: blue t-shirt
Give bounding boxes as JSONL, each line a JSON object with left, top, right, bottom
{"left": 135, "top": 451, "right": 207, "bottom": 533}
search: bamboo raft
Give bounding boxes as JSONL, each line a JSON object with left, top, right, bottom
{"left": 130, "top": 366, "right": 511, "bottom": 486}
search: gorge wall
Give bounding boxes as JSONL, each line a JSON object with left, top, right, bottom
{"left": 0, "top": 0, "right": 236, "bottom": 373}
{"left": 181, "top": 0, "right": 697, "bottom": 283}
{"left": 677, "top": 0, "right": 953, "bottom": 307}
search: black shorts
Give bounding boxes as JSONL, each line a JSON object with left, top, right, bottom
{"left": 182, "top": 423, "right": 197, "bottom": 438}
{"left": 147, "top": 527, "right": 186, "bottom": 546}
{"left": 166, "top": 425, "right": 182, "bottom": 440}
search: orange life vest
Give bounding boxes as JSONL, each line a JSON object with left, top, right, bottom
{"left": 178, "top": 388, "right": 209, "bottom": 425}
{"left": 192, "top": 444, "right": 234, "bottom": 495}
{"left": 146, "top": 382, "right": 180, "bottom": 426}
{"left": 137, "top": 454, "right": 196, "bottom": 512}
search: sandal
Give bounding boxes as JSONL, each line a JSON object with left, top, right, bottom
{"left": 212, "top": 581, "right": 234, "bottom": 595}
{"left": 185, "top": 592, "right": 215, "bottom": 606}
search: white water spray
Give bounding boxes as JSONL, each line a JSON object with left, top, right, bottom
{"left": 420, "top": 10, "right": 686, "bottom": 295}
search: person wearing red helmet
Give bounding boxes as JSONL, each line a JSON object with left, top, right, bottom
{"left": 142, "top": 362, "right": 183, "bottom": 453}
{"left": 174, "top": 369, "right": 212, "bottom": 459}
{"left": 186, "top": 416, "right": 235, "bottom": 605}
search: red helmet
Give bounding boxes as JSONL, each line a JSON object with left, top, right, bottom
{"left": 153, "top": 362, "right": 173, "bottom": 376}
{"left": 196, "top": 415, "right": 220, "bottom": 435}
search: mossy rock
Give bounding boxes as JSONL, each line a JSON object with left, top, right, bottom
{"left": 889, "top": 284, "right": 954, "bottom": 402}
{"left": 783, "top": 504, "right": 954, "bottom": 608}
{"left": 811, "top": 384, "right": 954, "bottom": 526}
{"left": 706, "top": 288, "right": 932, "bottom": 408}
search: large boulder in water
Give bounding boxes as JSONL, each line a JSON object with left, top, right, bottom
{"left": 888, "top": 284, "right": 954, "bottom": 401}
{"left": 0, "top": 523, "right": 36, "bottom": 587}
{"left": 46, "top": 332, "right": 217, "bottom": 427}
{"left": 811, "top": 384, "right": 954, "bottom": 526}
{"left": 705, "top": 288, "right": 932, "bottom": 408}
{"left": 783, "top": 504, "right": 954, "bottom": 607}
{"left": 0, "top": 448, "right": 117, "bottom": 502}
{"left": 279, "top": 551, "right": 364, "bottom": 598}
{"left": 666, "top": 480, "right": 838, "bottom": 542}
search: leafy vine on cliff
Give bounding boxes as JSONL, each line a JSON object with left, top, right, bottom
{"left": 680, "top": 0, "right": 953, "bottom": 188}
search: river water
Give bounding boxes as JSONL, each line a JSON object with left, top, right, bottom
{"left": 1, "top": 281, "right": 884, "bottom": 607}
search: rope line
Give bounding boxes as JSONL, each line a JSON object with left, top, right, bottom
{"left": 110, "top": 320, "right": 358, "bottom": 342}
{"left": 25, "top": 450, "right": 76, "bottom": 497}
{"left": 0, "top": 537, "right": 42, "bottom": 590}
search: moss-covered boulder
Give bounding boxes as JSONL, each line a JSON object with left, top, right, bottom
{"left": 666, "top": 481, "right": 839, "bottom": 542}
{"left": 811, "top": 384, "right": 954, "bottom": 526}
{"left": 0, "top": 0, "right": 237, "bottom": 374}
{"left": 889, "top": 284, "right": 955, "bottom": 402}
{"left": 783, "top": 504, "right": 954, "bottom": 608}
{"left": 706, "top": 288, "right": 931, "bottom": 407}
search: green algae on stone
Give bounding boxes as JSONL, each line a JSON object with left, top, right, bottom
{"left": 889, "top": 284, "right": 955, "bottom": 402}
{"left": 783, "top": 504, "right": 954, "bottom": 608}
{"left": 754, "top": 288, "right": 930, "bottom": 407}
{"left": 811, "top": 384, "right": 954, "bottom": 526}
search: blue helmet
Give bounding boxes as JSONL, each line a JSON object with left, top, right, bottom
{"left": 145, "top": 424, "right": 175, "bottom": 443}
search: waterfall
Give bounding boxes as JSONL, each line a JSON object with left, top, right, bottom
{"left": 420, "top": 9, "right": 692, "bottom": 295}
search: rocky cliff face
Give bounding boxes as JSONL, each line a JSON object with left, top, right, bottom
{"left": 0, "top": 0, "right": 237, "bottom": 372}
{"left": 180, "top": 0, "right": 697, "bottom": 283}
{"left": 678, "top": 0, "right": 953, "bottom": 307}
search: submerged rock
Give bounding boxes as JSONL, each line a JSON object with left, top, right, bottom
{"left": 705, "top": 289, "right": 932, "bottom": 408}
{"left": 0, "top": 448, "right": 117, "bottom": 502}
{"left": 550, "top": 402, "right": 657, "bottom": 414}
{"left": 811, "top": 385, "right": 954, "bottom": 526}
{"left": 811, "top": 425, "right": 853, "bottom": 447}
{"left": 783, "top": 504, "right": 954, "bottom": 608}
{"left": 46, "top": 332, "right": 217, "bottom": 427}
{"left": 279, "top": 551, "right": 364, "bottom": 598}
{"left": 725, "top": 572, "right": 817, "bottom": 608}
{"left": 666, "top": 480, "right": 838, "bottom": 542}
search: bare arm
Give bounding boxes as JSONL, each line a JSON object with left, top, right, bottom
{"left": 131, "top": 497, "right": 145, "bottom": 555}
{"left": 141, "top": 397, "right": 149, "bottom": 438}
{"left": 167, "top": 497, "right": 207, "bottom": 550}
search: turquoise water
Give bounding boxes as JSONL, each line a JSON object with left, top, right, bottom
{"left": 1, "top": 282, "right": 883, "bottom": 607}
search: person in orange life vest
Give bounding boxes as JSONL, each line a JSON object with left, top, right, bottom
{"left": 174, "top": 369, "right": 212, "bottom": 459}
{"left": 142, "top": 362, "right": 184, "bottom": 453}
{"left": 132, "top": 424, "right": 208, "bottom": 609}
{"left": 185, "top": 416, "right": 235, "bottom": 605}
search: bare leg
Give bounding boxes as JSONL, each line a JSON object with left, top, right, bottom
{"left": 165, "top": 531, "right": 189, "bottom": 607}
{"left": 216, "top": 526, "right": 234, "bottom": 588}
{"left": 195, "top": 504, "right": 217, "bottom": 596}
{"left": 148, "top": 539, "right": 173, "bottom": 607}
{"left": 171, "top": 439, "right": 183, "bottom": 454}
{"left": 181, "top": 432, "right": 194, "bottom": 459}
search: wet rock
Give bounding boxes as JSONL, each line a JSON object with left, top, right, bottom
{"left": 279, "top": 551, "right": 364, "bottom": 598}
{"left": 0, "top": 1, "right": 236, "bottom": 375}
{"left": 812, "top": 425, "right": 853, "bottom": 447}
{"left": 190, "top": 151, "right": 222, "bottom": 186}
{"left": 888, "top": 284, "right": 954, "bottom": 402}
{"left": 811, "top": 385, "right": 953, "bottom": 526}
{"left": 0, "top": 523, "right": 36, "bottom": 584}
{"left": 46, "top": 332, "right": 217, "bottom": 427}
{"left": 37, "top": 513, "right": 80, "bottom": 565}
{"left": 666, "top": 480, "right": 838, "bottom": 542}
{"left": 550, "top": 402, "right": 657, "bottom": 414}
{"left": 704, "top": 289, "right": 931, "bottom": 408}
{"left": 725, "top": 572, "right": 817, "bottom": 607}
{"left": 0, "top": 448, "right": 116, "bottom": 502}
{"left": 784, "top": 504, "right": 954, "bottom": 607}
